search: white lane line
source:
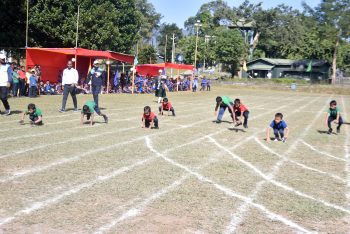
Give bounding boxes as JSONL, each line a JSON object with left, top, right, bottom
{"left": 0, "top": 127, "right": 225, "bottom": 227}
{"left": 254, "top": 137, "right": 346, "bottom": 183}
{"left": 0, "top": 105, "right": 214, "bottom": 160}
{"left": 0, "top": 96, "right": 299, "bottom": 181}
{"left": 0, "top": 117, "right": 213, "bottom": 183}
{"left": 93, "top": 174, "right": 190, "bottom": 234}
{"left": 145, "top": 137, "right": 313, "bottom": 234}
{"left": 0, "top": 154, "right": 158, "bottom": 227}
{"left": 223, "top": 97, "right": 333, "bottom": 233}
{"left": 341, "top": 96, "right": 350, "bottom": 202}
{"left": 300, "top": 140, "right": 346, "bottom": 162}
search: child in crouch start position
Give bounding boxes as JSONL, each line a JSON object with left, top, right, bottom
{"left": 80, "top": 101, "right": 108, "bottom": 126}
{"left": 214, "top": 96, "right": 235, "bottom": 124}
{"left": 159, "top": 98, "right": 175, "bottom": 116}
{"left": 325, "top": 100, "right": 343, "bottom": 134}
{"left": 266, "top": 113, "right": 289, "bottom": 142}
{"left": 233, "top": 98, "right": 249, "bottom": 128}
{"left": 142, "top": 106, "right": 159, "bottom": 129}
{"left": 19, "top": 103, "right": 43, "bottom": 125}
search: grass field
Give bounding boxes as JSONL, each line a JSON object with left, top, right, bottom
{"left": 0, "top": 87, "right": 350, "bottom": 233}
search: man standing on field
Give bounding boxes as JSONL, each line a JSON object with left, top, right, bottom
{"left": 59, "top": 61, "right": 78, "bottom": 112}
{"left": 0, "top": 54, "right": 12, "bottom": 115}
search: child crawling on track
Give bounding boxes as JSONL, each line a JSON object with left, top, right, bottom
{"left": 80, "top": 101, "right": 108, "bottom": 126}
{"left": 233, "top": 98, "right": 249, "bottom": 128}
{"left": 266, "top": 113, "right": 289, "bottom": 142}
{"left": 142, "top": 106, "right": 159, "bottom": 129}
{"left": 159, "top": 98, "right": 175, "bottom": 116}
{"left": 214, "top": 96, "right": 235, "bottom": 124}
{"left": 19, "top": 103, "right": 43, "bottom": 125}
{"left": 326, "top": 100, "right": 343, "bottom": 134}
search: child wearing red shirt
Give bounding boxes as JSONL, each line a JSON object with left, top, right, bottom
{"left": 159, "top": 98, "right": 175, "bottom": 116}
{"left": 142, "top": 106, "right": 159, "bottom": 129}
{"left": 234, "top": 98, "right": 249, "bottom": 128}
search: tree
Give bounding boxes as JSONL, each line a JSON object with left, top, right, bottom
{"left": 157, "top": 23, "right": 183, "bottom": 62}
{"left": 135, "top": 0, "right": 162, "bottom": 43}
{"left": 0, "top": 0, "right": 27, "bottom": 61}
{"left": 213, "top": 27, "right": 245, "bottom": 77}
{"left": 138, "top": 44, "right": 157, "bottom": 64}
{"left": 28, "top": 0, "right": 142, "bottom": 53}
{"left": 303, "top": 0, "right": 350, "bottom": 84}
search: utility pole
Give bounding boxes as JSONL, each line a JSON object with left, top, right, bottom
{"left": 25, "top": 0, "right": 29, "bottom": 48}
{"left": 74, "top": 5, "right": 80, "bottom": 69}
{"left": 171, "top": 33, "right": 176, "bottom": 77}
{"left": 164, "top": 35, "right": 168, "bottom": 62}
{"left": 194, "top": 20, "right": 202, "bottom": 71}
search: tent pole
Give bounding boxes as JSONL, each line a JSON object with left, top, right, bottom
{"left": 132, "top": 68, "right": 135, "bottom": 94}
{"left": 177, "top": 69, "right": 179, "bottom": 92}
{"left": 107, "top": 60, "right": 110, "bottom": 94}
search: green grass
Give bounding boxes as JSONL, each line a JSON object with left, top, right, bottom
{"left": 0, "top": 87, "right": 349, "bottom": 233}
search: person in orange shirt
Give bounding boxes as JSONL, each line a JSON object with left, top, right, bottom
{"left": 142, "top": 106, "right": 159, "bottom": 129}
{"left": 18, "top": 66, "right": 27, "bottom": 96}
{"left": 233, "top": 98, "right": 250, "bottom": 128}
{"left": 158, "top": 98, "right": 175, "bottom": 116}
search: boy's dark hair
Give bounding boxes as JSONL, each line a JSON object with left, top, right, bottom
{"left": 82, "top": 105, "right": 90, "bottom": 114}
{"left": 216, "top": 96, "right": 222, "bottom": 103}
{"left": 28, "top": 103, "right": 36, "bottom": 111}
{"left": 330, "top": 100, "right": 337, "bottom": 106}
{"left": 234, "top": 99, "right": 241, "bottom": 105}
{"left": 275, "top": 113, "right": 283, "bottom": 119}
{"left": 163, "top": 97, "right": 168, "bottom": 102}
{"left": 144, "top": 106, "right": 151, "bottom": 114}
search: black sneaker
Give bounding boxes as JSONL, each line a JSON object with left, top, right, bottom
{"left": 59, "top": 109, "right": 65, "bottom": 113}
{"left": 103, "top": 115, "right": 108, "bottom": 124}
{"left": 243, "top": 124, "right": 248, "bottom": 128}
{"left": 328, "top": 128, "right": 333, "bottom": 134}
{"left": 337, "top": 128, "right": 340, "bottom": 134}
{"left": 216, "top": 120, "right": 222, "bottom": 124}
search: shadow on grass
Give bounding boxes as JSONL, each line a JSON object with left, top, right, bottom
{"left": 212, "top": 120, "right": 233, "bottom": 124}
{"left": 317, "top": 130, "right": 337, "bottom": 135}
{"left": 228, "top": 127, "right": 246, "bottom": 133}
{"left": 8, "top": 110, "right": 22, "bottom": 115}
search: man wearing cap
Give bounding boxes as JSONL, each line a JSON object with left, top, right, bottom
{"left": 86, "top": 60, "right": 105, "bottom": 108}
{"left": 60, "top": 61, "right": 78, "bottom": 112}
{"left": 0, "top": 54, "right": 12, "bottom": 115}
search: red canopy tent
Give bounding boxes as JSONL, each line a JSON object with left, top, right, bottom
{"left": 136, "top": 63, "right": 194, "bottom": 77}
{"left": 26, "top": 48, "right": 134, "bottom": 83}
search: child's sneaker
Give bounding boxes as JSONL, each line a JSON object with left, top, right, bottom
{"left": 282, "top": 138, "right": 287, "bottom": 143}
{"left": 243, "top": 124, "right": 248, "bottom": 128}
{"left": 216, "top": 120, "right": 222, "bottom": 124}
{"left": 274, "top": 138, "right": 279, "bottom": 142}
{"left": 328, "top": 128, "right": 333, "bottom": 134}
{"left": 103, "top": 115, "right": 108, "bottom": 124}
{"left": 4, "top": 109, "right": 11, "bottom": 116}
{"left": 337, "top": 128, "right": 340, "bottom": 134}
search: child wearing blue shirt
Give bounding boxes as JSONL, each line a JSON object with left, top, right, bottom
{"left": 266, "top": 113, "right": 289, "bottom": 142}
{"left": 29, "top": 70, "right": 37, "bottom": 97}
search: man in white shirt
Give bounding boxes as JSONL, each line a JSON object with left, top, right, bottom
{"left": 60, "top": 61, "right": 78, "bottom": 112}
{"left": 0, "top": 53, "right": 12, "bottom": 115}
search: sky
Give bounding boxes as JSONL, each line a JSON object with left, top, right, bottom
{"left": 147, "top": 0, "right": 321, "bottom": 28}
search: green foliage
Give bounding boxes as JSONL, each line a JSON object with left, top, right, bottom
{"left": 28, "top": 0, "right": 142, "bottom": 53}
{"left": 135, "top": 0, "right": 162, "bottom": 42}
{"left": 213, "top": 27, "right": 245, "bottom": 76}
{"left": 138, "top": 44, "right": 157, "bottom": 64}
